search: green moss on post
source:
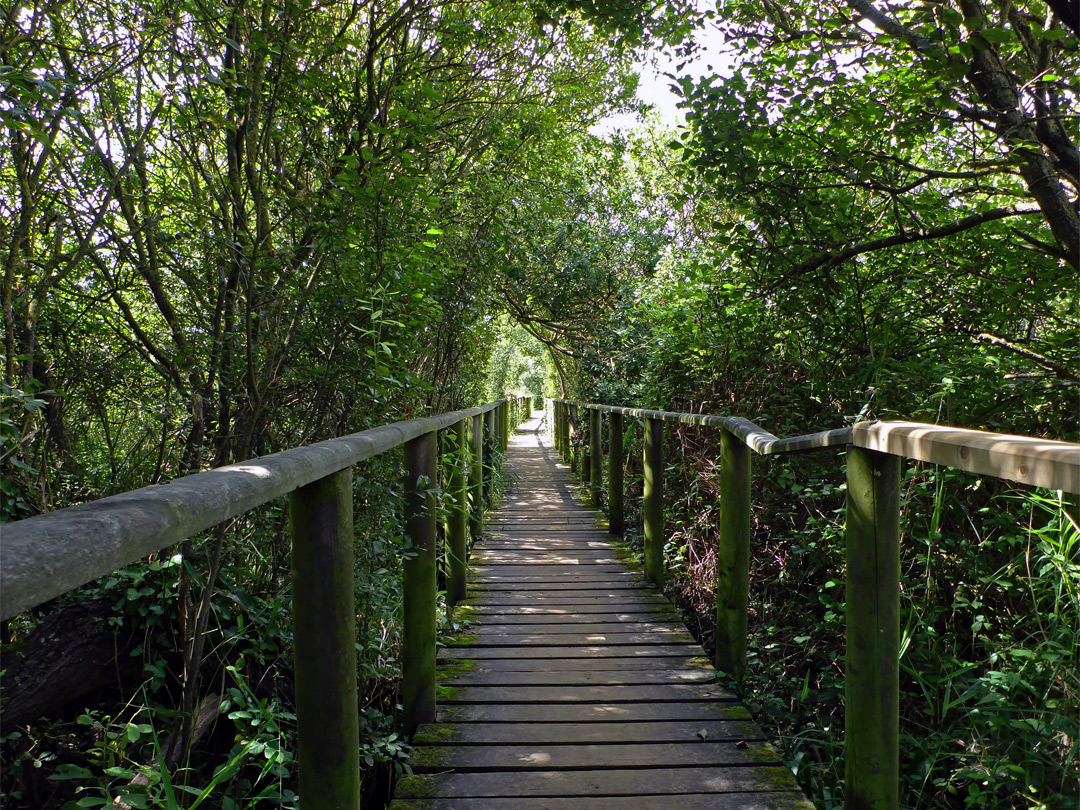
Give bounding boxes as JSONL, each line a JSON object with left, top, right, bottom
{"left": 468, "top": 414, "right": 483, "bottom": 543}
{"left": 608, "top": 411, "right": 624, "bottom": 536}
{"left": 845, "top": 445, "right": 900, "bottom": 810}
{"left": 403, "top": 431, "right": 438, "bottom": 735}
{"left": 445, "top": 419, "right": 468, "bottom": 608}
{"left": 290, "top": 468, "right": 361, "bottom": 809}
{"left": 589, "top": 407, "right": 603, "bottom": 506}
{"left": 715, "top": 427, "right": 750, "bottom": 682}
{"left": 643, "top": 416, "right": 665, "bottom": 587}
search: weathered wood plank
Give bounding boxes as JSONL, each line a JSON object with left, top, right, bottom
{"left": 390, "top": 793, "right": 813, "bottom": 810}
{"left": 439, "top": 669, "right": 715, "bottom": 686}
{"left": 443, "top": 656, "right": 716, "bottom": 674}
{"left": 450, "top": 630, "right": 695, "bottom": 647}
{"left": 412, "top": 719, "right": 762, "bottom": 745}
{"left": 410, "top": 741, "right": 778, "bottom": 771}
{"left": 436, "top": 702, "right": 744, "bottom": 724}
{"left": 437, "top": 683, "right": 733, "bottom": 704}
{"left": 440, "top": 644, "right": 700, "bottom": 660}
{"left": 394, "top": 766, "right": 802, "bottom": 798}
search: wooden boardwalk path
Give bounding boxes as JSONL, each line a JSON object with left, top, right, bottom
{"left": 390, "top": 413, "right": 813, "bottom": 809}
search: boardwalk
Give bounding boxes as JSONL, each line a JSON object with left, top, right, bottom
{"left": 390, "top": 413, "right": 813, "bottom": 809}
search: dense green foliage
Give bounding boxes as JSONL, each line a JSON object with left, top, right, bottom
{"left": 2, "top": 0, "right": 1077, "bottom": 808}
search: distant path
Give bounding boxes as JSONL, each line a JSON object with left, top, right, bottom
{"left": 390, "top": 412, "right": 812, "bottom": 809}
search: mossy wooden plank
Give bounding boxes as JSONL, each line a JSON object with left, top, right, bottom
{"left": 439, "top": 655, "right": 714, "bottom": 673}
{"left": 389, "top": 792, "right": 813, "bottom": 810}
{"left": 440, "top": 644, "right": 700, "bottom": 660}
{"left": 456, "top": 628, "right": 693, "bottom": 646}
{"left": 473, "top": 626, "right": 691, "bottom": 639}
{"left": 434, "top": 682, "right": 733, "bottom": 704}
{"left": 438, "top": 668, "right": 715, "bottom": 686}
{"left": 436, "top": 701, "right": 745, "bottom": 723}
{"left": 463, "top": 610, "right": 679, "bottom": 624}
{"left": 394, "top": 765, "right": 802, "bottom": 799}
{"left": 412, "top": 718, "right": 761, "bottom": 745}
{"left": 410, "top": 741, "right": 777, "bottom": 771}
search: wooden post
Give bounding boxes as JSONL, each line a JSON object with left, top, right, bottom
{"left": 290, "top": 469, "right": 360, "bottom": 809}
{"left": 469, "top": 414, "right": 483, "bottom": 543}
{"left": 403, "top": 431, "right": 438, "bottom": 734}
{"left": 715, "top": 427, "right": 750, "bottom": 682}
{"left": 608, "top": 412, "right": 624, "bottom": 536}
{"left": 445, "top": 419, "right": 468, "bottom": 609}
{"left": 501, "top": 400, "right": 509, "bottom": 452}
{"left": 845, "top": 446, "right": 900, "bottom": 810}
{"left": 580, "top": 410, "right": 591, "bottom": 489}
{"left": 569, "top": 404, "right": 579, "bottom": 473}
{"left": 589, "top": 407, "right": 603, "bottom": 506}
{"left": 485, "top": 408, "right": 497, "bottom": 502}
{"left": 643, "top": 417, "right": 664, "bottom": 587}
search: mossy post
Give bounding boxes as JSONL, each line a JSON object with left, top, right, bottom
{"left": 403, "top": 430, "right": 438, "bottom": 735}
{"left": 484, "top": 408, "right": 496, "bottom": 503}
{"left": 608, "top": 411, "right": 624, "bottom": 536}
{"left": 643, "top": 416, "right": 664, "bottom": 587}
{"left": 468, "top": 414, "right": 484, "bottom": 542}
{"left": 580, "top": 411, "right": 591, "bottom": 489}
{"left": 290, "top": 468, "right": 361, "bottom": 809}
{"left": 446, "top": 419, "right": 468, "bottom": 608}
{"left": 589, "top": 407, "right": 603, "bottom": 506}
{"left": 569, "top": 404, "right": 579, "bottom": 473}
{"left": 557, "top": 402, "right": 569, "bottom": 461}
{"left": 715, "top": 427, "right": 750, "bottom": 682}
{"left": 845, "top": 445, "right": 900, "bottom": 810}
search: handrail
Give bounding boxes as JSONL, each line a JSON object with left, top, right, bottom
{"left": 1, "top": 400, "right": 505, "bottom": 621}
{"left": 553, "top": 399, "right": 1079, "bottom": 492}
{"left": 547, "top": 397, "right": 1079, "bottom": 810}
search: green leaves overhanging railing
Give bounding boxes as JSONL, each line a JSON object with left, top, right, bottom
{"left": 549, "top": 398, "right": 1079, "bottom": 810}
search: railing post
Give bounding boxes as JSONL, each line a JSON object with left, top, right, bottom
{"left": 569, "top": 404, "right": 579, "bottom": 473}
{"left": 446, "top": 419, "right": 468, "bottom": 609}
{"left": 485, "top": 407, "right": 497, "bottom": 502}
{"left": 403, "top": 430, "right": 438, "bottom": 735}
{"left": 290, "top": 469, "right": 360, "bottom": 809}
{"left": 608, "top": 411, "right": 624, "bottom": 536}
{"left": 845, "top": 446, "right": 900, "bottom": 810}
{"left": 589, "top": 407, "right": 603, "bottom": 506}
{"left": 643, "top": 416, "right": 664, "bottom": 587}
{"left": 716, "top": 427, "right": 750, "bottom": 682}
{"left": 469, "top": 414, "right": 484, "bottom": 542}
{"left": 580, "top": 407, "right": 591, "bottom": 489}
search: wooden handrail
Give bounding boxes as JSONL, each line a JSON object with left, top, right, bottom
{"left": 1, "top": 400, "right": 505, "bottom": 620}
{"left": 552, "top": 399, "right": 1079, "bottom": 491}
{"left": 0, "top": 394, "right": 533, "bottom": 810}
{"left": 547, "top": 397, "right": 1078, "bottom": 810}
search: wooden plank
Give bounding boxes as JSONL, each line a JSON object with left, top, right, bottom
{"left": 472, "top": 620, "right": 687, "bottom": 634}
{"left": 440, "top": 645, "right": 700, "bottom": 660}
{"left": 413, "top": 719, "right": 762, "bottom": 745}
{"left": 393, "top": 766, "right": 803, "bottom": 798}
{"left": 410, "top": 741, "right": 778, "bottom": 771}
{"left": 437, "top": 683, "right": 733, "bottom": 704}
{"left": 461, "top": 611, "right": 679, "bottom": 623}
{"left": 437, "top": 702, "right": 744, "bottom": 724}
{"left": 453, "top": 630, "right": 695, "bottom": 646}
{"left": 448, "top": 657, "right": 717, "bottom": 674}
{"left": 467, "top": 602, "right": 672, "bottom": 614}
{"left": 390, "top": 793, "right": 813, "bottom": 810}
{"left": 440, "top": 669, "right": 715, "bottom": 686}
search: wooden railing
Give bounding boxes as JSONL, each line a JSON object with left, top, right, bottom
{"left": 0, "top": 394, "right": 532, "bottom": 810}
{"left": 549, "top": 398, "right": 1079, "bottom": 810}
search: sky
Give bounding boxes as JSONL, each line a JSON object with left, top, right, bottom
{"left": 592, "top": 20, "right": 734, "bottom": 135}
